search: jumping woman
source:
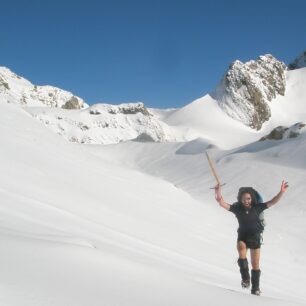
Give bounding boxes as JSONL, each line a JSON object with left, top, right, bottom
{"left": 214, "top": 180, "right": 289, "bottom": 295}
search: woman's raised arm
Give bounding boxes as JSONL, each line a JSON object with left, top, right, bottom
{"left": 215, "top": 184, "right": 231, "bottom": 210}
{"left": 266, "top": 180, "right": 289, "bottom": 208}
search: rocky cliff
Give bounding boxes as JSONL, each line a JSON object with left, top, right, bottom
{"left": 213, "top": 54, "right": 287, "bottom": 130}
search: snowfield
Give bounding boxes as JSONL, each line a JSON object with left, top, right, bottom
{"left": 0, "top": 67, "right": 306, "bottom": 305}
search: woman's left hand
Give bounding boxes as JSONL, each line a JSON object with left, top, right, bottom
{"left": 281, "top": 180, "right": 289, "bottom": 193}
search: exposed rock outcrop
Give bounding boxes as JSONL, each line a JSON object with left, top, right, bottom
{"left": 88, "top": 102, "right": 151, "bottom": 116}
{"left": 27, "top": 102, "right": 176, "bottom": 144}
{"left": 213, "top": 54, "right": 286, "bottom": 130}
{"left": 62, "top": 96, "right": 83, "bottom": 109}
{"left": 288, "top": 50, "right": 306, "bottom": 70}
{"left": 259, "top": 122, "right": 306, "bottom": 141}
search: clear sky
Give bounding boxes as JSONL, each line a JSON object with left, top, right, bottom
{"left": 1, "top": 0, "right": 305, "bottom": 108}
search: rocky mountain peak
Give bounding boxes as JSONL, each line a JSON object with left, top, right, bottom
{"left": 0, "top": 66, "right": 86, "bottom": 109}
{"left": 212, "top": 54, "right": 287, "bottom": 130}
{"left": 288, "top": 50, "right": 306, "bottom": 70}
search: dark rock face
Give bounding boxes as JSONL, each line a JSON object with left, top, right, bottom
{"left": 288, "top": 50, "right": 306, "bottom": 70}
{"left": 260, "top": 123, "right": 306, "bottom": 141}
{"left": 0, "top": 77, "right": 10, "bottom": 90}
{"left": 260, "top": 126, "right": 288, "bottom": 141}
{"left": 62, "top": 96, "right": 83, "bottom": 109}
{"left": 214, "top": 54, "right": 287, "bottom": 130}
{"left": 133, "top": 133, "right": 156, "bottom": 142}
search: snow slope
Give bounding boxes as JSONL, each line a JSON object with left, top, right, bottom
{"left": 86, "top": 133, "right": 306, "bottom": 304}
{"left": 1, "top": 91, "right": 305, "bottom": 305}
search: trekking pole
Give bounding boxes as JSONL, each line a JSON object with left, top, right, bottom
{"left": 205, "top": 151, "right": 226, "bottom": 189}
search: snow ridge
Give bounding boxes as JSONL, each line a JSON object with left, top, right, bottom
{"left": 0, "top": 67, "right": 176, "bottom": 144}
{"left": 27, "top": 102, "right": 177, "bottom": 144}
{"left": 0, "top": 67, "right": 86, "bottom": 109}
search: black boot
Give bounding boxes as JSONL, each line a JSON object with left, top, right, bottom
{"left": 237, "top": 258, "right": 250, "bottom": 288}
{"left": 251, "top": 269, "right": 261, "bottom": 295}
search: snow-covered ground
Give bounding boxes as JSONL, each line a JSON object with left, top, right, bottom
{"left": 1, "top": 65, "right": 306, "bottom": 305}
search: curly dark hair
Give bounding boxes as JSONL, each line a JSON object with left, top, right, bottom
{"left": 237, "top": 187, "right": 257, "bottom": 204}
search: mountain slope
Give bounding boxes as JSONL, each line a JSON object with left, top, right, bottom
{"left": 0, "top": 67, "right": 178, "bottom": 144}
{"left": 164, "top": 67, "right": 306, "bottom": 149}
{"left": 1, "top": 91, "right": 305, "bottom": 305}
{"left": 0, "top": 66, "right": 86, "bottom": 109}
{"left": 85, "top": 131, "right": 306, "bottom": 304}
{"left": 1, "top": 58, "right": 306, "bottom": 148}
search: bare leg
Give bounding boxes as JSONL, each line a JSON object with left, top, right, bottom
{"left": 237, "top": 241, "right": 247, "bottom": 259}
{"left": 250, "top": 248, "right": 260, "bottom": 270}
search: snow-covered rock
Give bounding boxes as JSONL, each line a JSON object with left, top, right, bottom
{"left": 26, "top": 102, "right": 177, "bottom": 144}
{"left": 0, "top": 67, "right": 86, "bottom": 109}
{"left": 0, "top": 66, "right": 176, "bottom": 144}
{"left": 213, "top": 54, "right": 286, "bottom": 130}
{"left": 89, "top": 102, "right": 151, "bottom": 116}
{"left": 288, "top": 50, "right": 306, "bottom": 70}
{"left": 259, "top": 122, "right": 306, "bottom": 141}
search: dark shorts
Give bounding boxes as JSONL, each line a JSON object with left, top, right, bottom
{"left": 237, "top": 231, "right": 262, "bottom": 249}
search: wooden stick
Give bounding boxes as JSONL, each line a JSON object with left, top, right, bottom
{"left": 205, "top": 151, "right": 221, "bottom": 185}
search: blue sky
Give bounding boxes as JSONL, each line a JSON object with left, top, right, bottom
{"left": 1, "top": 0, "right": 305, "bottom": 108}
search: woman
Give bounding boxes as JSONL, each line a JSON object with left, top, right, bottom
{"left": 214, "top": 180, "right": 289, "bottom": 295}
